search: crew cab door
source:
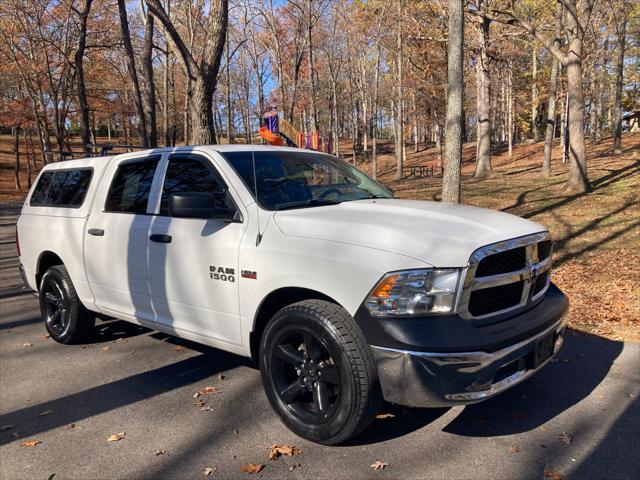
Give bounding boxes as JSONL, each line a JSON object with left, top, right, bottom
{"left": 85, "top": 154, "right": 161, "bottom": 321}
{"left": 146, "top": 153, "right": 245, "bottom": 346}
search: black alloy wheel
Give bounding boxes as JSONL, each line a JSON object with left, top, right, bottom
{"left": 39, "top": 265, "right": 95, "bottom": 344}
{"left": 272, "top": 329, "right": 341, "bottom": 423}
{"left": 260, "top": 299, "right": 382, "bottom": 445}
{"left": 41, "top": 277, "right": 71, "bottom": 336}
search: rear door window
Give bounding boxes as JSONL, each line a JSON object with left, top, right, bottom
{"left": 30, "top": 169, "right": 93, "bottom": 207}
{"left": 105, "top": 158, "right": 159, "bottom": 214}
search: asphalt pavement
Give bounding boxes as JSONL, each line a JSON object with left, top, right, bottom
{"left": 1, "top": 202, "right": 639, "bottom": 480}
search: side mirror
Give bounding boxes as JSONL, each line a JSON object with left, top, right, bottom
{"left": 169, "top": 192, "right": 237, "bottom": 221}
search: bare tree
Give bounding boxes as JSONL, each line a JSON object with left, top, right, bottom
{"left": 141, "top": 6, "right": 158, "bottom": 147}
{"left": 473, "top": 0, "right": 492, "bottom": 179}
{"left": 542, "top": 1, "right": 564, "bottom": 177}
{"left": 117, "top": 0, "right": 148, "bottom": 147}
{"left": 145, "top": 0, "right": 228, "bottom": 144}
{"left": 394, "top": 0, "right": 404, "bottom": 179}
{"left": 442, "top": 0, "right": 464, "bottom": 203}
{"left": 482, "top": 0, "right": 596, "bottom": 193}
{"left": 73, "top": 0, "right": 93, "bottom": 152}
{"left": 612, "top": 0, "right": 626, "bottom": 154}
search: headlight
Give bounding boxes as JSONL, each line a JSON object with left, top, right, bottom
{"left": 365, "top": 269, "right": 460, "bottom": 316}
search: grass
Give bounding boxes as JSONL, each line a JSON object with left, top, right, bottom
{"left": 1, "top": 132, "right": 639, "bottom": 341}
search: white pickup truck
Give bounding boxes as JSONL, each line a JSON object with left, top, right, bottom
{"left": 16, "top": 145, "right": 568, "bottom": 444}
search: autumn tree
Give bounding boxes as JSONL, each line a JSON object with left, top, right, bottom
{"left": 145, "top": 0, "right": 228, "bottom": 144}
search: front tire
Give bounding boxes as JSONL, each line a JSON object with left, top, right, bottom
{"left": 259, "top": 300, "right": 382, "bottom": 445}
{"left": 39, "top": 265, "right": 95, "bottom": 344}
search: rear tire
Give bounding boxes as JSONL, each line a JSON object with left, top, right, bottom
{"left": 259, "top": 299, "right": 382, "bottom": 445}
{"left": 39, "top": 265, "right": 95, "bottom": 344}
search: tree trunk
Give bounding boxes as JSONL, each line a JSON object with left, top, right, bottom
{"left": 163, "top": 44, "right": 171, "bottom": 146}
{"left": 508, "top": 60, "right": 513, "bottom": 158}
{"left": 307, "top": 0, "right": 318, "bottom": 134}
{"left": 74, "top": 0, "right": 94, "bottom": 153}
{"left": 442, "top": 0, "right": 464, "bottom": 203}
{"left": 14, "top": 126, "right": 21, "bottom": 191}
{"left": 542, "top": 0, "right": 563, "bottom": 177}
{"left": 142, "top": 11, "right": 158, "bottom": 147}
{"left": 589, "top": 65, "right": 598, "bottom": 143}
{"left": 225, "top": 31, "right": 234, "bottom": 143}
{"left": 563, "top": 4, "right": 591, "bottom": 193}
{"left": 117, "top": 0, "right": 148, "bottom": 147}
{"left": 394, "top": 0, "right": 404, "bottom": 180}
{"left": 25, "top": 129, "right": 32, "bottom": 188}
{"left": 473, "top": 0, "right": 492, "bottom": 178}
{"left": 371, "top": 1, "right": 387, "bottom": 180}
{"left": 531, "top": 46, "right": 540, "bottom": 141}
{"left": 612, "top": 0, "right": 626, "bottom": 154}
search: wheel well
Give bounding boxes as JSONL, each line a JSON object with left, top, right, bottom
{"left": 249, "top": 287, "right": 336, "bottom": 363}
{"left": 36, "top": 251, "right": 64, "bottom": 290}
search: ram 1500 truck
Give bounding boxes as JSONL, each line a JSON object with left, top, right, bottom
{"left": 16, "top": 146, "right": 568, "bottom": 444}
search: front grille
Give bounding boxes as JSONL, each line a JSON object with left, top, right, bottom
{"left": 532, "top": 270, "right": 550, "bottom": 297}
{"left": 468, "top": 281, "right": 524, "bottom": 316}
{"left": 459, "top": 233, "right": 553, "bottom": 320}
{"left": 537, "top": 240, "right": 553, "bottom": 261}
{"left": 475, "top": 247, "right": 526, "bottom": 277}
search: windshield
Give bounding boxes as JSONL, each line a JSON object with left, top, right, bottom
{"left": 222, "top": 150, "right": 393, "bottom": 210}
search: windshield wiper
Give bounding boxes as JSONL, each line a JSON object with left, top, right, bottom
{"left": 274, "top": 198, "right": 343, "bottom": 210}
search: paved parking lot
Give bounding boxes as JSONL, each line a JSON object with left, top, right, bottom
{"left": 1, "top": 202, "right": 639, "bottom": 479}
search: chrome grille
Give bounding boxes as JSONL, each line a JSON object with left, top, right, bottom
{"left": 458, "top": 232, "right": 553, "bottom": 320}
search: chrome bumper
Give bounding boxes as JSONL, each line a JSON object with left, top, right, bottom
{"left": 370, "top": 317, "right": 565, "bottom": 408}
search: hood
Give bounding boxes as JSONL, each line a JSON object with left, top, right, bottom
{"left": 273, "top": 199, "right": 546, "bottom": 267}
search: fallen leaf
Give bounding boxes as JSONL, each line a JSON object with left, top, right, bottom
{"left": 107, "top": 432, "right": 125, "bottom": 442}
{"left": 42, "top": 334, "right": 50, "bottom": 340}
{"left": 193, "top": 392, "right": 201, "bottom": 399}
{"left": 174, "top": 345, "right": 186, "bottom": 351}
{"left": 20, "top": 440, "right": 41, "bottom": 447}
{"left": 0, "top": 425, "right": 14, "bottom": 431}
{"left": 200, "top": 386, "right": 218, "bottom": 395}
{"left": 101, "top": 346, "right": 111, "bottom": 352}
{"left": 39, "top": 410, "right": 53, "bottom": 417}
{"left": 268, "top": 444, "right": 301, "bottom": 461}
{"left": 375, "top": 413, "right": 395, "bottom": 419}
{"left": 544, "top": 470, "right": 564, "bottom": 480}
{"left": 240, "top": 463, "right": 264, "bottom": 474}
{"left": 115, "top": 338, "right": 127, "bottom": 344}
{"left": 203, "top": 467, "right": 216, "bottom": 476}
{"left": 218, "top": 373, "right": 227, "bottom": 380}
{"left": 200, "top": 406, "right": 213, "bottom": 412}
{"left": 289, "top": 463, "right": 301, "bottom": 471}
{"left": 193, "top": 399, "right": 205, "bottom": 408}
{"left": 557, "top": 432, "right": 573, "bottom": 446}
{"left": 155, "top": 449, "right": 167, "bottom": 456}
{"left": 508, "top": 446, "right": 520, "bottom": 454}
{"left": 370, "top": 461, "right": 388, "bottom": 471}
{"left": 66, "top": 424, "right": 76, "bottom": 430}
{"left": 23, "top": 343, "right": 33, "bottom": 348}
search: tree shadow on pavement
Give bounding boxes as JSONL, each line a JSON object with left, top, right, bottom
{"left": 442, "top": 329, "right": 623, "bottom": 437}
{"left": 0, "top": 345, "right": 251, "bottom": 446}
{"left": 344, "top": 404, "right": 449, "bottom": 446}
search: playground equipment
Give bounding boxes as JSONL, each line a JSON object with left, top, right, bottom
{"left": 259, "top": 111, "right": 333, "bottom": 154}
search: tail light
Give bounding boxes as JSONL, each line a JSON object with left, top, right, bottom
{"left": 15, "top": 226, "right": 20, "bottom": 257}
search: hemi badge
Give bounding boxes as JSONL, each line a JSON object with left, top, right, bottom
{"left": 241, "top": 270, "right": 257, "bottom": 280}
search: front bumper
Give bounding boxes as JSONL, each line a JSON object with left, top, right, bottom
{"left": 368, "top": 287, "right": 568, "bottom": 408}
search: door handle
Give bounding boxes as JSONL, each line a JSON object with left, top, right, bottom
{"left": 149, "top": 234, "right": 172, "bottom": 244}
{"left": 88, "top": 228, "right": 104, "bottom": 236}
